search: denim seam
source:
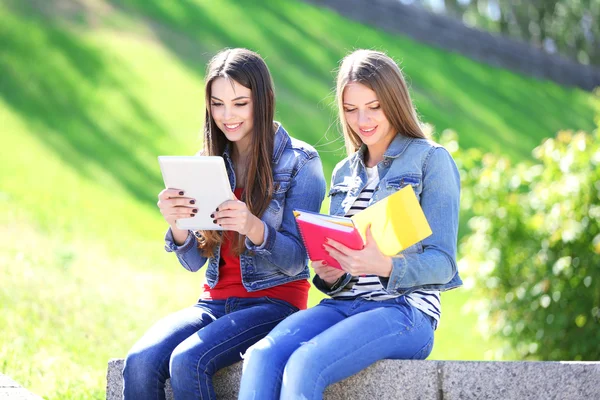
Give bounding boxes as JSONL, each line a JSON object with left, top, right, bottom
{"left": 158, "top": 349, "right": 175, "bottom": 400}
{"left": 194, "top": 317, "right": 287, "bottom": 399}
{"left": 410, "top": 337, "right": 434, "bottom": 359}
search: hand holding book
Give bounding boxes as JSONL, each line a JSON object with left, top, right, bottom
{"left": 322, "top": 225, "right": 394, "bottom": 277}
{"left": 312, "top": 260, "right": 346, "bottom": 287}
{"left": 294, "top": 185, "right": 432, "bottom": 270}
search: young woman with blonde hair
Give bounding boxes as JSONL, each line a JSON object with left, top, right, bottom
{"left": 122, "top": 48, "right": 326, "bottom": 400}
{"left": 238, "top": 49, "right": 462, "bottom": 400}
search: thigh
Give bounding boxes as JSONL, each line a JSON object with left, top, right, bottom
{"left": 126, "top": 303, "right": 219, "bottom": 369}
{"left": 238, "top": 303, "right": 347, "bottom": 400}
{"left": 170, "top": 298, "right": 300, "bottom": 373}
{"left": 285, "top": 304, "right": 434, "bottom": 388}
{"left": 262, "top": 302, "right": 347, "bottom": 351}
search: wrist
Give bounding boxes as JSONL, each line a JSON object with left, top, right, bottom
{"left": 379, "top": 256, "right": 393, "bottom": 278}
{"left": 247, "top": 216, "right": 265, "bottom": 245}
{"left": 324, "top": 274, "right": 346, "bottom": 289}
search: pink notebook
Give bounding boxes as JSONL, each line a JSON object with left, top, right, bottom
{"left": 294, "top": 210, "right": 364, "bottom": 269}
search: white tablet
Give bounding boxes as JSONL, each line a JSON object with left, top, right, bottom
{"left": 158, "top": 156, "right": 234, "bottom": 231}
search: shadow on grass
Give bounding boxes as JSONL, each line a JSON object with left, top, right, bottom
{"left": 0, "top": 0, "right": 165, "bottom": 206}
{"left": 2, "top": 0, "right": 596, "bottom": 191}
{"left": 105, "top": 0, "right": 595, "bottom": 165}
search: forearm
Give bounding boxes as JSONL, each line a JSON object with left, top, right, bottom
{"left": 164, "top": 228, "right": 208, "bottom": 272}
{"left": 246, "top": 224, "right": 308, "bottom": 276}
{"left": 380, "top": 249, "right": 456, "bottom": 293}
{"left": 246, "top": 156, "right": 327, "bottom": 276}
{"left": 170, "top": 226, "right": 190, "bottom": 246}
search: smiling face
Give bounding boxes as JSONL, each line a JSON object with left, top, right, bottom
{"left": 342, "top": 82, "right": 396, "bottom": 163}
{"left": 210, "top": 76, "right": 254, "bottom": 151}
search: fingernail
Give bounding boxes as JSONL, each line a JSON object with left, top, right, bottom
{"left": 179, "top": 191, "right": 184, "bottom": 195}
{"left": 210, "top": 213, "right": 214, "bottom": 218}
{"left": 322, "top": 261, "right": 327, "bottom": 265}
{"left": 190, "top": 200, "right": 195, "bottom": 204}
{"left": 190, "top": 213, "right": 195, "bottom": 217}
{"left": 193, "top": 209, "right": 198, "bottom": 213}
{"left": 216, "top": 207, "right": 219, "bottom": 212}
{"left": 213, "top": 219, "right": 217, "bottom": 224}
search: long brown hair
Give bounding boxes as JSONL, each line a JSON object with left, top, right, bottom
{"left": 197, "top": 48, "right": 275, "bottom": 257}
{"left": 336, "top": 49, "right": 427, "bottom": 156}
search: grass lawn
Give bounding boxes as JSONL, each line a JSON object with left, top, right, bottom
{"left": 0, "top": 0, "right": 595, "bottom": 398}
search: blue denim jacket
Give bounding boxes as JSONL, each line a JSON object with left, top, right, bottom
{"left": 314, "top": 134, "right": 462, "bottom": 296}
{"left": 165, "top": 124, "right": 326, "bottom": 291}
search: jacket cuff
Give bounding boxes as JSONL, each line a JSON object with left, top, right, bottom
{"left": 245, "top": 221, "right": 274, "bottom": 255}
{"left": 164, "top": 228, "right": 197, "bottom": 255}
{"left": 313, "top": 273, "right": 352, "bottom": 296}
{"left": 379, "top": 254, "right": 408, "bottom": 294}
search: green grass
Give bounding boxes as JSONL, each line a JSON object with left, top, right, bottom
{"left": 0, "top": 0, "right": 595, "bottom": 398}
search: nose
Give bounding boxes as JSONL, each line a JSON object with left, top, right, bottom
{"left": 358, "top": 109, "right": 370, "bottom": 125}
{"left": 223, "top": 105, "right": 233, "bottom": 120}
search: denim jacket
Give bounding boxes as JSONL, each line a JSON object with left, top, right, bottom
{"left": 314, "top": 134, "right": 462, "bottom": 296}
{"left": 165, "top": 123, "right": 326, "bottom": 291}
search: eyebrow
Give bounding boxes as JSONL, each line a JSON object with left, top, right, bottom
{"left": 211, "top": 96, "right": 251, "bottom": 101}
{"left": 343, "top": 99, "right": 379, "bottom": 106}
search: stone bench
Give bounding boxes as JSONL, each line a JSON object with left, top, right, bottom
{"left": 107, "top": 358, "right": 600, "bottom": 400}
{"left": 0, "top": 374, "right": 43, "bottom": 400}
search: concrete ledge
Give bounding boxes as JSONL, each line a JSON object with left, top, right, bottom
{"left": 107, "top": 358, "right": 600, "bottom": 400}
{"left": 0, "top": 374, "right": 44, "bottom": 400}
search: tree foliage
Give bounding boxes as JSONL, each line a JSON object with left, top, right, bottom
{"left": 439, "top": 93, "right": 600, "bottom": 360}
{"left": 421, "top": 0, "right": 600, "bottom": 66}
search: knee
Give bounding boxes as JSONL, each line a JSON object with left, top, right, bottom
{"left": 123, "top": 346, "right": 160, "bottom": 383}
{"left": 169, "top": 344, "right": 198, "bottom": 382}
{"left": 243, "top": 336, "right": 284, "bottom": 370}
{"left": 284, "top": 344, "right": 319, "bottom": 380}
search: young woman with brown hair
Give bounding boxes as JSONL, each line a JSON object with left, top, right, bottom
{"left": 122, "top": 48, "right": 326, "bottom": 400}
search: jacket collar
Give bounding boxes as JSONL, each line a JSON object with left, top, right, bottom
{"left": 350, "top": 133, "right": 413, "bottom": 166}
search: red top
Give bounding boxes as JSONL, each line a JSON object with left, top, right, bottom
{"left": 200, "top": 188, "right": 310, "bottom": 310}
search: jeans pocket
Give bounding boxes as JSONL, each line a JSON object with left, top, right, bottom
{"left": 411, "top": 337, "right": 434, "bottom": 360}
{"left": 262, "top": 297, "right": 298, "bottom": 315}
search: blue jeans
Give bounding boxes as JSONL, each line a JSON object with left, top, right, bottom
{"left": 122, "top": 297, "right": 297, "bottom": 400}
{"left": 238, "top": 296, "right": 435, "bottom": 400}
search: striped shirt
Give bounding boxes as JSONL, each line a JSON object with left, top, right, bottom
{"left": 332, "top": 166, "right": 441, "bottom": 326}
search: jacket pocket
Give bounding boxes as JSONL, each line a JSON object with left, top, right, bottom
{"left": 268, "top": 179, "right": 290, "bottom": 212}
{"left": 385, "top": 174, "right": 421, "bottom": 190}
{"left": 328, "top": 184, "right": 351, "bottom": 215}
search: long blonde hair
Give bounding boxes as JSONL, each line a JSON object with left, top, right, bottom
{"left": 197, "top": 48, "right": 275, "bottom": 257}
{"left": 336, "top": 49, "right": 426, "bottom": 156}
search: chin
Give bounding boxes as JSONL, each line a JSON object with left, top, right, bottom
{"left": 359, "top": 134, "right": 381, "bottom": 146}
{"left": 224, "top": 131, "right": 251, "bottom": 143}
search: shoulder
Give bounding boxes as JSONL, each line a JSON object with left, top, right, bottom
{"left": 399, "top": 138, "right": 455, "bottom": 167}
{"left": 274, "top": 123, "right": 323, "bottom": 177}
{"left": 330, "top": 154, "right": 355, "bottom": 185}
{"left": 276, "top": 123, "right": 320, "bottom": 163}
{"left": 286, "top": 135, "right": 320, "bottom": 161}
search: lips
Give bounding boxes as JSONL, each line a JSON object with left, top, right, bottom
{"left": 359, "top": 126, "right": 377, "bottom": 137}
{"left": 223, "top": 122, "right": 242, "bottom": 132}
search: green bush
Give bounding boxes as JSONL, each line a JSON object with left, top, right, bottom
{"left": 440, "top": 95, "right": 600, "bottom": 360}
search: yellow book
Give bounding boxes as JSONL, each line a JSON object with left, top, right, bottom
{"left": 350, "top": 185, "right": 432, "bottom": 256}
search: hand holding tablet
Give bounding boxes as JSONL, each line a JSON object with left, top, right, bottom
{"left": 158, "top": 156, "right": 234, "bottom": 231}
